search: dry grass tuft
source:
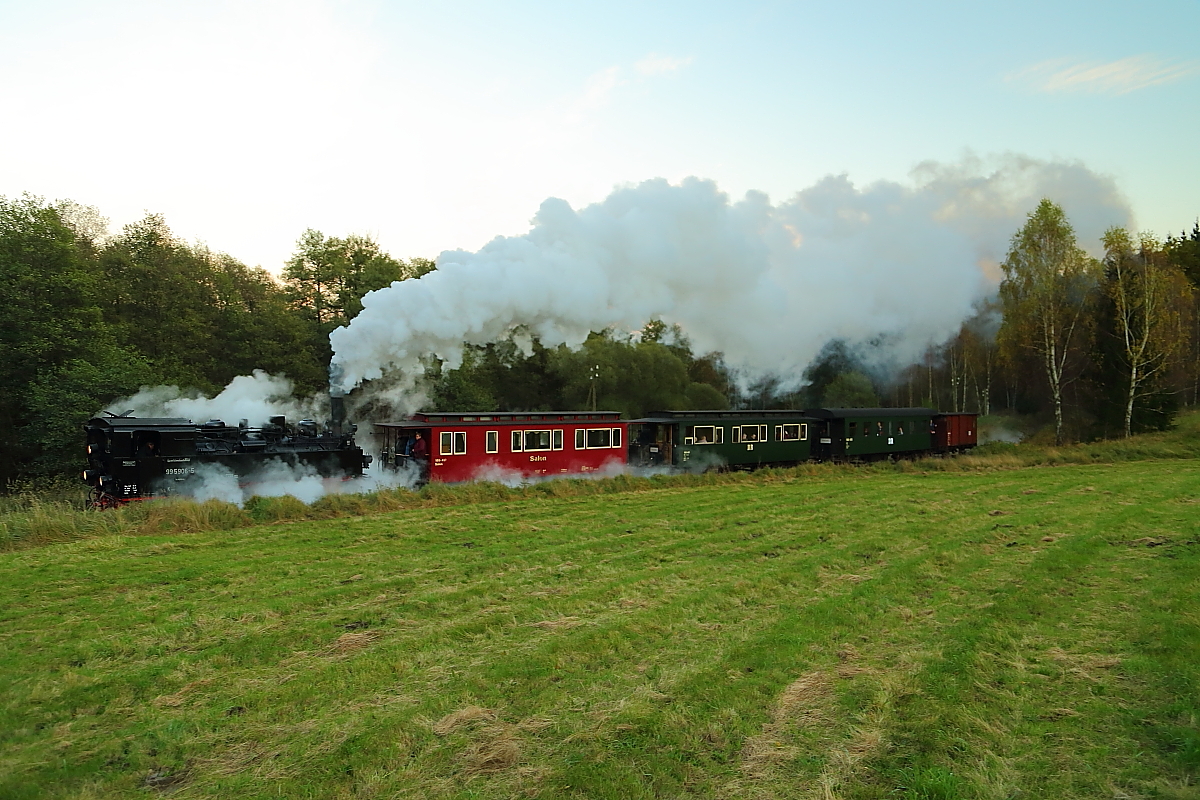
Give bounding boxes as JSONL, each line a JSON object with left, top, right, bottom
{"left": 327, "top": 630, "right": 382, "bottom": 655}
{"left": 774, "top": 672, "right": 834, "bottom": 723}
{"left": 430, "top": 707, "right": 537, "bottom": 776}
{"left": 204, "top": 740, "right": 282, "bottom": 777}
{"left": 836, "top": 665, "right": 874, "bottom": 679}
{"left": 739, "top": 734, "right": 799, "bottom": 774}
{"left": 152, "top": 679, "right": 212, "bottom": 708}
{"left": 432, "top": 706, "right": 497, "bottom": 736}
{"left": 463, "top": 729, "right": 523, "bottom": 774}
{"left": 816, "top": 727, "right": 886, "bottom": 799}
{"left": 1046, "top": 647, "right": 1124, "bottom": 681}
{"left": 836, "top": 644, "right": 861, "bottom": 662}
{"left": 527, "top": 616, "right": 584, "bottom": 630}
{"left": 741, "top": 671, "right": 836, "bottom": 776}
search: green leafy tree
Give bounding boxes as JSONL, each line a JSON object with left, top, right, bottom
{"left": 26, "top": 352, "right": 156, "bottom": 477}
{"left": 1100, "top": 228, "right": 1192, "bottom": 437}
{"left": 1165, "top": 221, "right": 1200, "bottom": 404}
{"left": 428, "top": 348, "right": 500, "bottom": 412}
{"left": 802, "top": 340, "right": 870, "bottom": 407}
{"left": 284, "top": 229, "right": 432, "bottom": 327}
{"left": 640, "top": 319, "right": 667, "bottom": 343}
{"left": 658, "top": 323, "right": 732, "bottom": 406}
{"left": 551, "top": 332, "right": 726, "bottom": 418}
{"left": 97, "top": 216, "right": 329, "bottom": 394}
{"left": 998, "top": 200, "right": 1098, "bottom": 444}
{"left": 0, "top": 196, "right": 174, "bottom": 482}
{"left": 1166, "top": 221, "right": 1200, "bottom": 289}
{"left": 822, "top": 371, "right": 880, "bottom": 407}
{"left": 202, "top": 251, "right": 329, "bottom": 394}
{"left": 283, "top": 228, "right": 339, "bottom": 327}
{"left": 0, "top": 195, "right": 109, "bottom": 482}
{"left": 426, "top": 327, "right": 729, "bottom": 418}
{"left": 97, "top": 215, "right": 224, "bottom": 389}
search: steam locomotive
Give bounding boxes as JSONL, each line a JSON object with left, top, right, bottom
{"left": 81, "top": 397, "right": 371, "bottom": 508}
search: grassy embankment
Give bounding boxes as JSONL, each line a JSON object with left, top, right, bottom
{"left": 1, "top": 445, "right": 1198, "bottom": 797}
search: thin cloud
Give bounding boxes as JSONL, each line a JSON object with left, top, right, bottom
{"left": 1010, "top": 55, "right": 1199, "bottom": 95}
{"left": 635, "top": 54, "right": 693, "bottom": 76}
{"left": 562, "top": 56, "right": 691, "bottom": 124}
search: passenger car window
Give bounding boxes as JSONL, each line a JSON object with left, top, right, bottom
{"left": 586, "top": 429, "right": 611, "bottom": 448}
{"left": 524, "top": 430, "right": 552, "bottom": 451}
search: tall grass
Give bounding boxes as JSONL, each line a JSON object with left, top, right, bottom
{"left": 4, "top": 410, "right": 1197, "bottom": 552}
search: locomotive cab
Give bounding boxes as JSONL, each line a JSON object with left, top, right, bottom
{"left": 133, "top": 430, "right": 161, "bottom": 457}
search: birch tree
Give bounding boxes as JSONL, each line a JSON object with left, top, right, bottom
{"left": 998, "top": 200, "right": 1096, "bottom": 444}
{"left": 1102, "top": 227, "right": 1192, "bottom": 437}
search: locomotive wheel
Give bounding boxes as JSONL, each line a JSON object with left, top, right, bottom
{"left": 87, "top": 489, "right": 120, "bottom": 511}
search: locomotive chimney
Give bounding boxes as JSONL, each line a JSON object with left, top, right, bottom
{"left": 329, "top": 363, "right": 346, "bottom": 436}
{"left": 330, "top": 394, "right": 346, "bottom": 436}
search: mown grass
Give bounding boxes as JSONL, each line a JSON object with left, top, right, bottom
{"left": 4, "top": 410, "right": 1200, "bottom": 553}
{"left": 0, "top": 457, "right": 1197, "bottom": 799}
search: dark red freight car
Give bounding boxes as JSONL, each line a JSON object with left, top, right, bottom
{"left": 374, "top": 411, "right": 628, "bottom": 482}
{"left": 931, "top": 413, "right": 978, "bottom": 452}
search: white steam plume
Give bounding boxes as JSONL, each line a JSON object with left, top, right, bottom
{"left": 330, "top": 155, "right": 1130, "bottom": 392}
{"left": 102, "top": 370, "right": 319, "bottom": 425}
{"left": 182, "top": 458, "right": 420, "bottom": 508}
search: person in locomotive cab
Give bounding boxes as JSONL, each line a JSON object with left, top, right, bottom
{"left": 410, "top": 431, "right": 428, "bottom": 475}
{"left": 140, "top": 438, "right": 158, "bottom": 457}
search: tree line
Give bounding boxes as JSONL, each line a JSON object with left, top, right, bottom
{"left": 2, "top": 193, "right": 1197, "bottom": 486}
{"left": 876, "top": 201, "right": 1200, "bottom": 443}
{"left": 0, "top": 196, "right": 429, "bottom": 484}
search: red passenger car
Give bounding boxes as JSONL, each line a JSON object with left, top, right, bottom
{"left": 931, "top": 413, "right": 978, "bottom": 452}
{"left": 374, "top": 411, "right": 628, "bottom": 483}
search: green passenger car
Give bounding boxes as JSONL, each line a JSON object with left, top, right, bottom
{"left": 628, "top": 410, "right": 817, "bottom": 471}
{"left": 806, "top": 408, "right": 935, "bottom": 461}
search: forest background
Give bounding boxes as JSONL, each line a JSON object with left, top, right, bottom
{"left": 2, "top": 193, "right": 1198, "bottom": 486}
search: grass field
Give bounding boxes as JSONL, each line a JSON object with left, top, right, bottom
{"left": 2, "top": 459, "right": 1199, "bottom": 798}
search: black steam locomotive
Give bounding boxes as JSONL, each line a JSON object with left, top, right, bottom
{"left": 81, "top": 398, "right": 371, "bottom": 508}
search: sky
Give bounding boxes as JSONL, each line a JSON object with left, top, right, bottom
{"left": 1, "top": 0, "right": 1197, "bottom": 272}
